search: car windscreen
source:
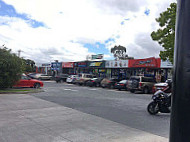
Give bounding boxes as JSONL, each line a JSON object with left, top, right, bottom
{"left": 130, "top": 77, "right": 140, "bottom": 81}
{"left": 142, "top": 77, "right": 155, "bottom": 82}
{"left": 119, "top": 80, "right": 127, "bottom": 83}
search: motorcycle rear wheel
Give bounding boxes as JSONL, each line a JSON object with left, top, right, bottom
{"left": 147, "top": 101, "right": 159, "bottom": 115}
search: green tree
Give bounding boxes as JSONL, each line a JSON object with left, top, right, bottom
{"left": 0, "top": 47, "right": 24, "bottom": 89}
{"left": 23, "top": 59, "right": 36, "bottom": 72}
{"left": 151, "top": 2, "right": 176, "bottom": 63}
{"left": 111, "top": 45, "right": 128, "bottom": 60}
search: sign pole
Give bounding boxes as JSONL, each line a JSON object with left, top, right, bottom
{"left": 169, "top": 1, "right": 190, "bottom": 141}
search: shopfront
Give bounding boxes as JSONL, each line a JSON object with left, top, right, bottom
{"left": 74, "top": 61, "right": 89, "bottom": 74}
{"left": 62, "top": 62, "right": 75, "bottom": 74}
{"left": 128, "top": 57, "right": 161, "bottom": 81}
{"left": 160, "top": 60, "right": 173, "bottom": 82}
{"left": 105, "top": 60, "right": 129, "bottom": 79}
{"left": 51, "top": 62, "right": 62, "bottom": 76}
{"left": 36, "top": 63, "right": 51, "bottom": 75}
{"left": 88, "top": 61, "right": 106, "bottom": 77}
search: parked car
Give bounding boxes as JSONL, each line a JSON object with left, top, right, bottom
{"left": 55, "top": 74, "right": 69, "bottom": 83}
{"left": 127, "top": 76, "right": 156, "bottom": 94}
{"left": 27, "top": 73, "right": 42, "bottom": 79}
{"left": 13, "top": 75, "right": 43, "bottom": 88}
{"left": 114, "top": 80, "right": 128, "bottom": 91}
{"left": 101, "top": 78, "right": 121, "bottom": 89}
{"left": 27, "top": 73, "right": 52, "bottom": 80}
{"left": 76, "top": 74, "right": 96, "bottom": 86}
{"left": 66, "top": 75, "right": 78, "bottom": 83}
{"left": 86, "top": 78, "right": 104, "bottom": 87}
{"left": 152, "top": 79, "right": 172, "bottom": 93}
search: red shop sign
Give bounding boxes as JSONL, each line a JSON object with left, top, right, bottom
{"left": 128, "top": 57, "right": 161, "bottom": 68}
{"left": 62, "top": 62, "right": 74, "bottom": 68}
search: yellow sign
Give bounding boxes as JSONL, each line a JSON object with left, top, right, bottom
{"left": 90, "top": 62, "right": 102, "bottom": 67}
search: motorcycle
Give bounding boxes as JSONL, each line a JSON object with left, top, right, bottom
{"left": 147, "top": 85, "right": 172, "bottom": 115}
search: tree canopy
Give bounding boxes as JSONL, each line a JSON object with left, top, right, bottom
{"left": 0, "top": 47, "right": 24, "bottom": 89}
{"left": 111, "top": 45, "right": 128, "bottom": 60}
{"left": 23, "top": 59, "right": 36, "bottom": 73}
{"left": 151, "top": 3, "right": 176, "bottom": 63}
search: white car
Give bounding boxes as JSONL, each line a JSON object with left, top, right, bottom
{"left": 66, "top": 75, "right": 78, "bottom": 83}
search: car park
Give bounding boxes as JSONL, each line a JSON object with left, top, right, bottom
{"left": 55, "top": 74, "right": 69, "bottom": 83}
{"left": 27, "top": 73, "right": 42, "bottom": 79}
{"left": 66, "top": 75, "right": 78, "bottom": 83}
{"left": 76, "top": 74, "right": 96, "bottom": 86}
{"left": 100, "top": 78, "right": 121, "bottom": 89}
{"left": 27, "top": 73, "right": 52, "bottom": 80}
{"left": 86, "top": 77, "right": 104, "bottom": 87}
{"left": 13, "top": 74, "right": 43, "bottom": 88}
{"left": 38, "top": 74, "right": 52, "bottom": 80}
{"left": 127, "top": 76, "right": 156, "bottom": 94}
{"left": 114, "top": 80, "right": 128, "bottom": 91}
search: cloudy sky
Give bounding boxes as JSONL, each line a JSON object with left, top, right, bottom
{"left": 0, "top": 0, "right": 176, "bottom": 64}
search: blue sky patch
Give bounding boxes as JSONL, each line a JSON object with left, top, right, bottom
{"left": 105, "top": 38, "right": 115, "bottom": 44}
{"left": 84, "top": 42, "right": 110, "bottom": 55}
{"left": 0, "top": 0, "right": 45, "bottom": 28}
{"left": 125, "top": 18, "right": 130, "bottom": 21}
{"left": 144, "top": 9, "right": 150, "bottom": 16}
{"left": 120, "top": 21, "right": 125, "bottom": 25}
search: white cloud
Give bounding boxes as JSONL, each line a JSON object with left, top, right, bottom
{"left": 0, "top": 0, "right": 176, "bottom": 64}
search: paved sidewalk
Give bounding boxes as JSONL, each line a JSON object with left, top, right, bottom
{"left": 0, "top": 94, "right": 168, "bottom": 142}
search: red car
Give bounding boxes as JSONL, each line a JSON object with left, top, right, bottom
{"left": 13, "top": 75, "right": 44, "bottom": 88}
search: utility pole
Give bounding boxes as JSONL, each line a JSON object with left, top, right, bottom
{"left": 169, "top": 0, "right": 190, "bottom": 142}
{"left": 17, "top": 49, "right": 23, "bottom": 57}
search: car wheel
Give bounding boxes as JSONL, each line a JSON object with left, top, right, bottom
{"left": 144, "top": 87, "right": 149, "bottom": 94}
{"left": 130, "top": 89, "right": 135, "bottom": 93}
{"left": 118, "top": 89, "right": 121, "bottom": 91}
{"left": 34, "top": 83, "right": 40, "bottom": 89}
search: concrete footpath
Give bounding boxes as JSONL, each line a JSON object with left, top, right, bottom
{"left": 0, "top": 93, "right": 168, "bottom": 142}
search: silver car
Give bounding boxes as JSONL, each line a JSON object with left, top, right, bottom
{"left": 66, "top": 75, "right": 78, "bottom": 83}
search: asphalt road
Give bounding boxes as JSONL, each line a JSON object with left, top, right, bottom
{"left": 31, "top": 81, "right": 170, "bottom": 138}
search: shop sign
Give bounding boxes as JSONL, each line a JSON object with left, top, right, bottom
{"left": 42, "top": 63, "right": 51, "bottom": 67}
{"left": 51, "top": 62, "right": 62, "bottom": 71}
{"left": 75, "top": 62, "right": 87, "bottom": 67}
{"left": 105, "top": 60, "right": 128, "bottom": 68}
{"left": 99, "top": 69, "right": 106, "bottom": 73}
{"left": 89, "top": 62, "right": 103, "bottom": 67}
{"left": 160, "top": 60, "right": 173, "bottom": 68}
{"left": 128, "top": 57, "right": 161, "bottom": 68}
{"left": 91, "top": 54, "right": 104, "bottom": 60}
{"left": 62, "top": 62, "right": 74, "bottom": 68}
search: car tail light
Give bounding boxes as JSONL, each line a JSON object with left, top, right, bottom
{"left": 120, "top": 84, "right": 125, "bottom": 86}
{"left": 115, "top": 83, "right": 117, "bottom": 85}
{"left": 108, "top": 81, "right": 111, "bottom": 83}
{"left": 139, "top": 82, "right": 142, "bottom": 88}
{"left": 91, "top": 80, "right": 95, "bottom": 82}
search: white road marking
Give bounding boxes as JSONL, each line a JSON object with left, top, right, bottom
{"left": 65, "top": 84, "right": 74, "bottom": 86}
{"left": 71, "top": 90, "right": 78, "bottom": 92}
{"left": 64, "top": 89, "right": 71, "bottom": 90}
{"left": 88, "top": 88, "right": 98, "bottom": 91}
